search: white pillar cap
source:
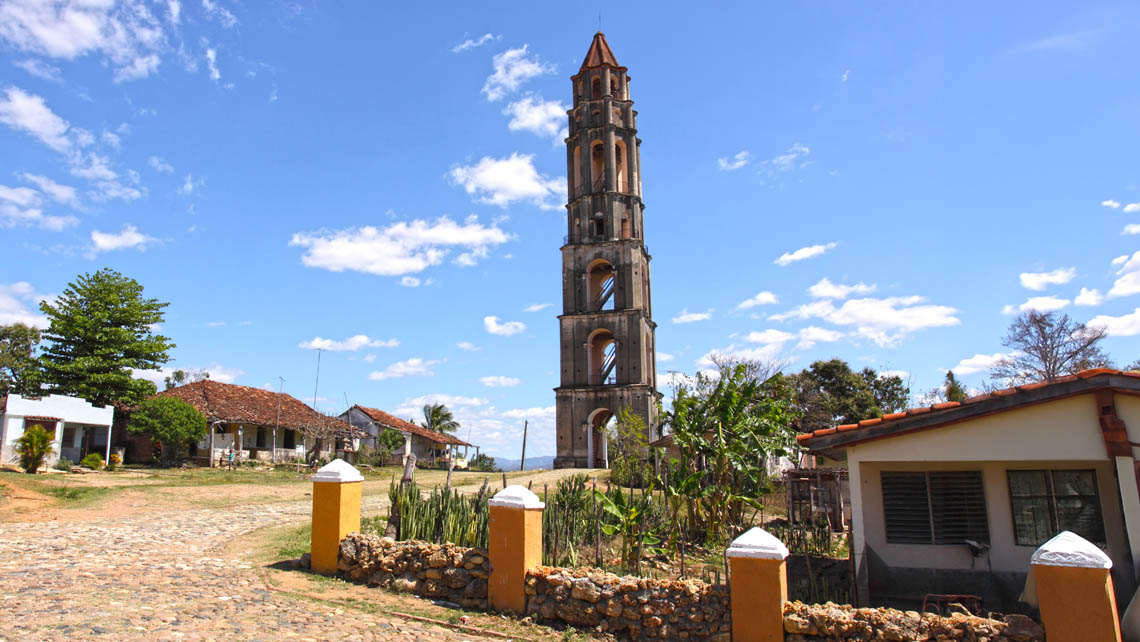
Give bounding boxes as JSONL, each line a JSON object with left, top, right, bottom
{"left": 1030, "top": 531, "right": 1112, "bottom": 569}
{"left": 311, "top": 458, "right": 364, "bottom": 483}
{"left": 489, "top": 484, "right": 545, "bottom": 510}
{"left": 726, "top": 527, "right": 789, "bottom": 560}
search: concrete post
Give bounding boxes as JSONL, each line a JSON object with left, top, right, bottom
{"left": 310, "top": 458, "right": 363, "bottom": 575}
{"left": 727, "top": 527, "right": 789, "bottom": 642}
{"left": 488, "top": 485, "right": 544, "bottom": 613}
{"left": 1031, "top": 530, "right": 1121, "bottom": 642}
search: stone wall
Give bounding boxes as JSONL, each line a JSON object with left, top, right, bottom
{"left": 336, "top": 533, "right": 490, "bottom": 609}
{"left": 524, "top": 566, "right": 732, "bottom": 640}
{"left": 782, "top": 601, "right": 1045, "bottom": 642}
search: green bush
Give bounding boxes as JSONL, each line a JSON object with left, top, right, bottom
{"left": 53, "top": 458, "right": 73, "bottom": 472}
{"left": 80, "top": 453, "right": 104, "bottom": 470}
{"left": 15, "top": 424, "right": 54, "bottom": 474}
{"left": 127, "top": 396, "right": 207, "bottom": 464}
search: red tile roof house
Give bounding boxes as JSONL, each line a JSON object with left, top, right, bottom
{"left": 157, "top": 380, "right": 363, "bottom": 465}
{"left": 797, "top": 368, "right": 1140, "bottom": 615}
{"left": 340, "top": 404, "right": 475, "bottom": 469}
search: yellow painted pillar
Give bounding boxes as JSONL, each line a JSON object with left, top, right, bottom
{"left": 1031, "top": 530, "right": 1121, "bottom": 642}
{"left": 488, "top": 485, "right": 544, "bottom": 613}
{"left": 310, "top": 458, "right": 363, "bottom": 575}
{"left": 727, "top": 527, "right": 789, "bottom": 642}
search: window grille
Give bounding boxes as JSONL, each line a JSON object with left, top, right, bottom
{"left": 1008, "top": 469, "right": 1104, "bottom": 547}
{"left": 882, "top": 471, "right": 989, "bottom": 545}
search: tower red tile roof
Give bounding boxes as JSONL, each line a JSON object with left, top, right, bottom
{"left": 580, "top": 32, "right": 621, "bottom": 70}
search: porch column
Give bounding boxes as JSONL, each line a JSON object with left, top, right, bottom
{"left": 727, "top": 527, "right": 788, "bottom": 642}
{"left": 488, "top": 486, "right": 544, "bottom": 613}
{"left": 1031, "top": 531, "right": 1121, "bottom": 642}
{"left": 310, "top": 459, "right": 363, "bottom": 575}
{"left": 1114, "top": 456, "right": 1140, "bottom": 578}
{"left": 586, "top": 423, "right": 593, "bottom": 468}
{"left": 104, "top": 424, "right": 112, "bottom": 462}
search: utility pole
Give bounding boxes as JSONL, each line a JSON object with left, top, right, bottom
{"left": 274, "top": 376, "right": 285, "bottom": 464}
{"left": 519, "top": 420, "right": 528, "bottom": 472}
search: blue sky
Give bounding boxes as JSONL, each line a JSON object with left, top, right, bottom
{"left": 1, "top": 1, "right": 1138, "bottom": 459}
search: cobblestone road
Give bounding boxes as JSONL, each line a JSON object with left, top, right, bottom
{"left": 0, "top": 495, "right": 496, "bottom": 641}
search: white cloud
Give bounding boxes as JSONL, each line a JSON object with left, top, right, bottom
{"left": 148, "top": 155, "right": 174, "bottom": 173}
{"left": 178, "top": 172, "right": 204, "bottom": 195}
{"left": 201, "top": 0, "right": 237, "bottom": 28}
{"left": 453, "top": 33, "right": 498, "bottom": 53}
{"left": 0, "top": 86, "right": 72, "bottom": 152}
{"left": 205, "top": 363, "right": 243, "bottom": 384}
{"left": 206, "top": 321, "right": 225, "bottom": 327}
{"left": 745, "top": 329, "right": 796, "bottom": 344}
{"left": 0, "top": 0, "right": 166, "bottom": 81}
{"left": 368, "top": 357, "right": 440, "bottom": 381}
{"left": 101, "top": 129, "right": 120, "bottom": 149}
{"left": 504, "top": 95, "right": 567, "bottom": 141}
{"left": 1002, "top": 296, "right": 1070, "bottom": 314}
{"left": 1113, "top": 254, "right": 1130, "bottom": 266}
{"left": 770, "top": 295, "right": 959, "bottom": 347}
{"left": 1102, "top": 200, "right": 1121, "bottom": 209}
{"left": 672, "top": 308, "right": 713, "bottom": 324}
{"left": 13, "top": 58, "right": 61, "bottom": 81}
{"left": 482, "top": 45, "right": 554, "bottom": 101}
{"left": 1123, "top": 224, "right": 1140, "bottom": 236}
{"left": 363, "top": 354, "right": 376, "bottom": 363}
{"left": 0, "top": 184, "right": 39, "bottom": 207}
{"left": 774, "top": 242, "right": 837, "bottom": 266}
{"left": 456, "top": 341, "right": 480, "bottom": 351}
{"left": 1020, "top": 267, "right": 1076, "bottom": 291}
{"left": 698, "top": 344, "right": 785, "bottom": 368}
{"left": 1075, "top": 287, "right": 1104, "bottom": 306}
{"left": 717, "top": 150, "right": 751, "bottom": 171}
{"left": 951, "top": 352, "right": 1015, "bottom": 376}
{"left": 204, "top": 46, "right": 220, "bottom": 81}
{"left": 484, "top": 315, "right": 526, "bottom": 336}
{"left": 796, "top": 326, "right": 844, "bottom": 348}
{"left": 449, "top": 153, "right": 564, "bottom": 210}
{"left": 0, "top": 281, "right": 49, "bottom": 327}
{"left": 298, "top": 335, "right": 399, "bottom": 351}
{"left": 657, "top": 352, "right": 675, "bottom": 362}
{"left": 808, "top": 277, "right": 875, "bottom": 299}
{"left": 291, "top": 216, "right": 511, "bottom": 277}
{"left": 1087, "top": 309, "right": 1140, "bottom": 337}
{"left": 402, "top": 393, "right": 488, "bottom": 408}
{"left": 400, "top": 276, "right": 422, "bottom": 287}
{"left": 0, "top": 202, "right": 77, "bottom": 230}
{"left": 1125, "top": 203, "right": 1140, "bottom": 213}
{"left": 501, "top": 406, "right": 555, "bottom": 420}
{"left": 167, "top": 0, "right": 181, "bottom": 25}
{"left": 481, "top": 375, "right": 521, "bottom": 388}
{"left": 841, "top": 69, "right": 851, "bottom": 83}
{"left": 765, "top": 143, "right": 811, "bottom": 172}
{"left": 87, "top": 224, "right": 157, "bottom": 256}
{"left": 525, "top": 303, "right": 551, "bottom": 312}
{"left": 743, "top": 326, "right": 842, "bottom": 350}
{"left": 1108, "top": 251, "right": 1140, "bottom": 299}
{"left": 22, "top": 172, "right": 78, "bottom": 207}
{"left": 736, "top": 291, "right": 778, "bottom": 309}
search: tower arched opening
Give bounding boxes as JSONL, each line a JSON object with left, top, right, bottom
{"left": 590, "top": 141, "right": 605, "bottom": 192}
{"left": 587, "top": 259, "right": 616, "bottom": 311}
{"left": 586, "top": 408, "right": 614, "bottom": 468}
{"left": 587, "top": 328, "right": 617, "bottom": 385}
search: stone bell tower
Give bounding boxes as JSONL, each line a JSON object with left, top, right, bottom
{"left": 554, "top": 33, "right": 660, "bottom": 469}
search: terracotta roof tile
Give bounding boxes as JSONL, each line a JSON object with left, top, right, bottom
{"left": 883, "top": 412, "right": 907, "bottom": 421}
{"left": 158, "top": 380, "right": 361, "bottom": 438}
{"left": 352, "top": 405, "right": 472, "bottom": 447}
{"left": 580, "top": 32, "right": 621, "bottom": 70}
{"left": 1017, "top": 381, "right": 1049, "bottom": 391}
{"left": 858, "top": 417, "right": 882, "bottom": 428}
{"left": 837, "top": 423, "right": 860, "bottom": 432}
{"left": 1080, "top": 368, "right": 1117, "bottom": 378}
{"left": 932, "top": 402, "right": 961, "bottom": 410}
{"left": 907, "top": 406, "right": 931, "bottom": 416}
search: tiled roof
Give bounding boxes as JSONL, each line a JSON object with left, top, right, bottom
{"left": 158, "top": 380, "right": 361, "bottom": 437}
{"left": 351, "top": 404, "right": 472, "bottom": 447}
{"left": 580, "top": 32, "right": 622, "bottom": 70}
{"left": 24, "top": 416, "right": 62, "bottom": 423}
{"left": 798, "top": 369, "right": 1140, "bottom": 450}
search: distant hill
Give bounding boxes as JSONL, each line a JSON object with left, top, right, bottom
{"left": 493, "top": 455, "right": 556, "bottom": 471}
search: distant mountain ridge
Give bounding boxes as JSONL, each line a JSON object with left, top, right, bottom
{"left": 493, "top": 455, "right": 556, "bottom": 472}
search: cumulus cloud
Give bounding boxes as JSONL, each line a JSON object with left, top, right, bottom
{"left": 950, "top": 352, "right": 1016, "bottom": 376}
{"left": 484, "top": 316, "right": 525, "bottom": 336}
{"left": 525, "top": 303, "right": 551, "bottom": 312}
{"left": 764, "top": 143, "right": 811, "bottom": 172}
{"left": 449, "top": 153, "right": 564, "bottom": 210}
{"left": 368, "top": 357, "right": 440, "bottom": 381}
{"left": 1020, "top": 267, "right": 1076, "bottom": 291}
{"left": 745, "top": 329, "right": 796, "bottom": 345}
{"left": 1001, "top": 296, "right": 1070, "bottom": 315}
{"left": 201, "top": 0, "right": 237, "bottom": 28}
{"left": 1102, "top": 200, "right": 1121, "bottom": 209}
{"left": 0, "top": 86, "right": 72, "bottom": 152}
{"left": 21, "top": 173, "right": 78, "bottom": 207}
{"left": 736, "top": 291, "right": 778, "bottom": 310}
{"left": 775, "top": 242, "right": 837, "bottom": 266}
{"left": 808, "top": 278, "right": 875, "bottom": 299}
{"left": 1075, "top": 288, "right": 1104, "bottom": 306}
{"left": 13, "top": 58, "right": 61, "bottom": 81}
{"left": 453, "top": 33, "right": 498, "bottom": 53}
{"left": 504, "top": 96, "right": 567, "bottom": 141}
{"left": 457, "top": 341, "right": 480, "bottom": 351}
{"left": 1123, "top": 224, "right": 1140, "bottom": 236}
{"left": 672, "top": 308, "right": 713, "bottom": 324}
{"left": 717, "top": 150, "right": 751, "bottom": 171}
{"left": 1088, "top": 308, "right": 1140, "bottom": 337}
{"left": 148, "top": 155, "right": 174, "bottom": 173}
{"left": 291, "top": 216, "right": 511, "bottom": 278}
{"left": 657, "top": 352, "right": 675, "bottom": 362}
{"left": 0, "top": 0, "right": 166, "bottom": 81}
{"left": 744, "top": 326, "right": 842, "bottom": 350}
{"left": 298, "top": 335, "right": 399, "bottom": 351}
{"left": 1108, "top": 251, "right": 1140, "bottom": 299}
{"left": 482, "top": 45, "right": 554, "bottom": 101}
{"left": 402, "top": 393, "right": 488, "bottom": 408}
{"left": 1126, "top": 203, "right": 1140, "bottom": 213}
{"left": 501, "top": 406, "right": 555, "bottom": 420}
{"left": 87, "top": 224, "right": 157, "bottom": 257}
{"left": 0, "top": 281, "right": 49, "bottom": 327}
{"left": 770, "top": 295, "right": 959, "bottom": 347}
{"left": 796, "top": 326, "right": 844, "bottom": 348}
{"left": 481, "top": 375, "right": 521, "bottom": 387}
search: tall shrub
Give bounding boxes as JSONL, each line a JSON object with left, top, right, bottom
{"left": 128, "top": 396, "right": 207, "bottom": 464}
{"left": 15, "top": 423, "right": 54, "bottom": 474}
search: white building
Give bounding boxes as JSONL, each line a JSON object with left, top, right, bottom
{"left": 1, "top": 394, "right": 115, "bottom": 468}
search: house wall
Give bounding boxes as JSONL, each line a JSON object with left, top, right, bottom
{"left": 845, "top": 394, "right": 1132, "bottom": 611}
{"left": 0, "top": 394, "right": 113, "bottom": 466}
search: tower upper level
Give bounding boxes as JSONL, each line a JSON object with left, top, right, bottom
{"left": 569, "top": 32, "right": 633, "bottom": 109}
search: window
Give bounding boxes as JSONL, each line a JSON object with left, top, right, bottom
{"left": 1008, "top": 470, "right": 1104, "bottom": 546}
{"left": 882, "top": 471, "right": 989, "bottom": 545}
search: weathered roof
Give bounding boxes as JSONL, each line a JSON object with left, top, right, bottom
{"left": 580, "top": 32, "right": 621, "bottom": 70}
{"left": 158, "top": 380, "right": 361, "bottom": 437}
{"left": 351, "top": 404, "right": 472, "bottom": 447}
{"left": 798, "top": 369, "right": 1140, "bottom": 456}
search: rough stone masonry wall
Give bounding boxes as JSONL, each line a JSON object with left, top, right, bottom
{"left": 337, "top": 533, "right": 490, "bottom": 609}
{"left": 783, "top": 601, "right": 1045, "bottom": 642}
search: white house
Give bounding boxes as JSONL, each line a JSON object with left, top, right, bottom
{"left": 1, "top": 394, "right": 116, "bottom": 468}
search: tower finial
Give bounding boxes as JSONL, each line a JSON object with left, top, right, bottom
{"left": 579, "top": 31, "right": 620, "bottom": 70}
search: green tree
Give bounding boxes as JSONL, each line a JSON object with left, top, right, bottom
{"left": 163, "top": 368, "right": 210, "bottom": 390}
{"left": 791, "top": 359, "right": 909, "bottom": 433}
{"left": 943, "top": 371, "right": 968, "bottom": 402}
{"left": 421, "top": 403, "right": 459, "bottom": 435}
{"left": 0, "top": 323, "right": 42, "bottom": 396}
{"left": 128, "top": 396, "right": 207, "bottom": 464}
{"left": 38, "top": 269, "right": 174, "bottom": 407}
{"left": 15, "top": 423, "right": 54, "bottom": 474}
{"left": 991, "top": 311, "right": 1112, "bottom": 385}
{"left": 608, "top": 407, "right": 652, "bottom": 488}
{"left": 377, "top": 428, "right": 406, "bottom": 460}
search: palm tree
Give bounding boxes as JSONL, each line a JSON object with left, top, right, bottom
{"left": 422, "top": 403, "right": 460, "bottom": 435}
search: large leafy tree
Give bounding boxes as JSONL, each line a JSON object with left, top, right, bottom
{"left": 990, "top": 311, "right": 1111, "bottom": 385}
{"left": 128, "top": 396, "right": 207, "bottom": 464}
{"left": 791, "top": 359, "right": 909, "bottom": 433}
{"left": 38, "top": 269, "right": 174, "bottom": 407}
{"left": 0, "top": 323, "right": 42, "bottom": 396}
{"left": 421, "top": 403, "right": 460, "bottom": 435}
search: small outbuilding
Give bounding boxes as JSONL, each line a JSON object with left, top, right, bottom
{"left": 797, "top": 368, "right": 1140, "bottom": 614}
{"left": 341, "top": 404, "right": 475, "bottom": 468}
{"left": 1, "top": 393, "right": 115, "bottom": 467}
